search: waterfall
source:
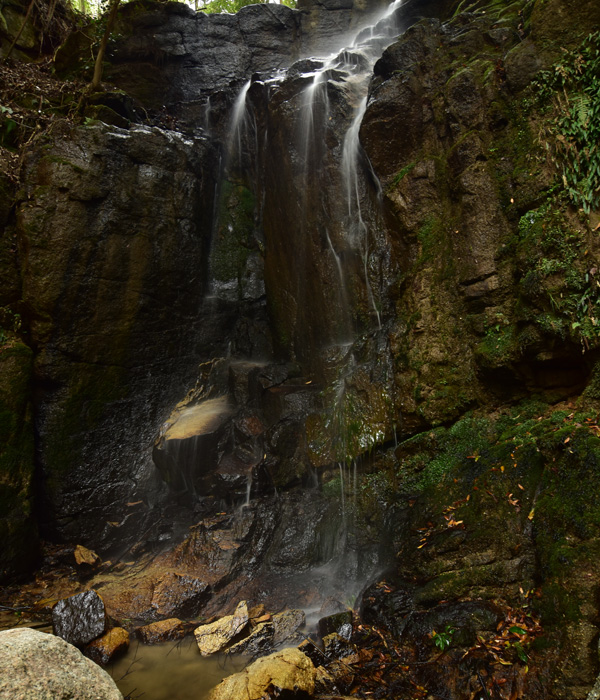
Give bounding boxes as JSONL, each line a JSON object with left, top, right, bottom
{"left": 154, "top": 0, "right": 408, "bottom": 611}
{"left": 226, "top": 79, "right": 252, "bottom": 171}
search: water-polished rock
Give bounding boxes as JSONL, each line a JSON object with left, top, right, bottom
{"left": 226, "top": 621, "right": 274, "bottom": 656}
{"left": 323, "top": 631, "right": 356, "bottom": 660}
{"left": 85, "top": 627, "right": 129, "bottom": 665}
{"left": 272, "top": 608, "right": 306, "bottom": 645}
{"left": 0, "top": 628, "right": 123, "bottom": 700}
{"left": 318, "top": 610, "right": 353, "bottom": 641}
{"left": 207, "top": 647, "right": 315, "bottom": 700}
{"left": 151, "top": 572, "right": 210, "bottom": 618}
{"left": 52, "top": 590, "right": 107, "bottom": 647}
{"left": 136, "top": 618, "right": 186, "bottom": 644}
{"left": 194, "top": 600, "right": 249, "bottom": 656}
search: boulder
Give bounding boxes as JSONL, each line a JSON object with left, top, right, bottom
{"left": 52, "top": 590, "right": 107, "bottom": 647}
{"left": 323, "top": 632, "right": 356, "bottom": 661}
{"left": 318, "top": 610, "right": 353, "bottom": 641}
{"left": 136, "top": 618, "right": 186, "bottom": 644}
{"left": 226, "top": 621, "right": 274, "bottom": 656}
{"left": 272, "top": 608, "right": 306, "bottom": 645}
{"left": 0, "top": 627, "right": 123, "bottom": 699}
{"left": 195, "top": 600, "right": 249, "bottom": 656}
{"left": 85, "top": 627, "right": 129, "bottom": 665}
{"left": 207, "top": 647, "right": 316, "bottom": 700}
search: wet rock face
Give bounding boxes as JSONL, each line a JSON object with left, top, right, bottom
{"left": 0, "top": 628, "right": 123, "bottom": 700}
{"left": 52, "top": 590, "right": 108, "bottom": 647}
{"left": 0, "top": 341, "right": 37, "bottom": 582}
{"left": 17, "top": 124, "right": 216, "bottom": 549}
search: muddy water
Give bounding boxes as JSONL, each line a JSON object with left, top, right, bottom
{"left": 108, "top": 637, "right": 248, "bottom": 700}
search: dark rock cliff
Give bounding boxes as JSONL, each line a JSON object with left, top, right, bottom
{"left": 2, "top": 0, "right": 600, "bottom": 695}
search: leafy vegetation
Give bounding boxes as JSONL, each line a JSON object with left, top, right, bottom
{"left": 534, "top": 31, "right": 600, "bottom": 214}
{"left": 516, "top": 204, "right": 600, "bottom": 350}
{"left": 198, "top": 0, "right": 296, "bottom": 12}
{"left": 431, "top": 624, "right": 455, "bottom": 651}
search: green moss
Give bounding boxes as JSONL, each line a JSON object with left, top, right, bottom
{"left": 210, "top": 181, "right": 256, "bottom": 293}
{"left": 391, "top": 161, "right": 417, "bottom": 185}
{"left": 416, "top": 217, "right": 444, "bottom": 265}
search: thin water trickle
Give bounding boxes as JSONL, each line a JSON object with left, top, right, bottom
{"left": 226, "top": 79, "right": 252, "bottom": 169}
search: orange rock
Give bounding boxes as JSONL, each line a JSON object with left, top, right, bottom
{"left": 136, "top": 618, "right": 186, "bottom": 644}
{"left": 85, "top": 627, "right": 129, "bottom": 665}
{"left": 74, "top": 545, "right": 100, "bottom": 568}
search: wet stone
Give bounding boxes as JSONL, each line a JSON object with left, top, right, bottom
{"left": 319, "top": 597, "right": 346, "bottom": 617}
{"left": 74, "top": 545, "right": 101, "bottom": 570}
{"left": 322, "top": 632, "right": 356, "bottom": 660}
{"left": 52, "top": 590, "right": 108, "bottom": 647}
{"left": 151, "top": 572, "right": 210, "bottom": 618}
{"left": 194, "top": 600, "right": 249, "bottom": 656}
{"left": 136, "top": 618, "right": 186, "bottom": 644}
{"left": 318, "top": 610, "right": 353, "bottom": 642}
{"left": 85, "top": 627, "right": 129, "bottom": 666}
{"left": 227, "top": 621, "right": 274, "bottom": 656}
{"left": 297, "top": 638, "right": 325, "bottom": 667}
{"left": 272, "top": 608, "right": 306, "bottom": 645}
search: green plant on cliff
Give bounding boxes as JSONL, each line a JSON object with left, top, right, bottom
{"left": 535, "top": 31, "right": 600, "bottom": 214}
{"left": 198, "top": 0, "right": 296, "bottom": 12}
{"left": 515, "top": 204, "right": 600, "bottom": 349}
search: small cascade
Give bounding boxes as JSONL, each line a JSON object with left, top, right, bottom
{"left": 225, "top": 79, "right": 254, "bottom": 173}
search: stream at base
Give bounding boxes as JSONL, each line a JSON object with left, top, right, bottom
{"left": 109, "top": 639, "right": 249, "bottom": 700}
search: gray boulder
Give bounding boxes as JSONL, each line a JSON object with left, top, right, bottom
{"left": 52, "top": 589, "right": 107, "bottom": 647}
{"left": 0, "top": 627, "right": 123, "bottom": 700}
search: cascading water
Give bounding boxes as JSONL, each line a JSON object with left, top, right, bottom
{"left": 154, "top": 0, "right": 406, "bottom": 628}
{"left": 107, "top": 3, "right": 410, "bottom": 697}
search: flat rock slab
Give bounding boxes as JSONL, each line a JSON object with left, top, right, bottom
{"left": 52, "top": 589, "right": 107, "bottom": 647}
{"left": 151, "top": 572, "right": 210, "bottom": 618}
{"left": 0, "top": 627, "right": 123, "bottom": 700}
{"left": 195, "top": 600, "right": 249, "bottom": 656}
{"left": 207, "top": 647, "right": 316, "bottom": 700}
{"left": 136, "top": 618, "right": 186, "bottom": 644}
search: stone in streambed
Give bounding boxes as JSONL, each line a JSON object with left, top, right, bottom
{"left": 0, "top": 627, "right": 123, "bottom": 700}
{"left": 74, "top": 544, "right": 101, "bottom": 569}
{"left": 136, "top": 618, "right": 186, "bottom": 644}
{"left": 272, "top": 608, "right": 306, "bottom": 645}
{"left": 318, "top": 610, "right": 353, "bottom": 641}
{"left": 226, "top": 621, "right": 274, "bottom": 656}
{"left": 52, "top": 589, "right": 107, "bottom": 647}
{"left": 194, "top": 600, "right": 249, "bottom": 656}
{"left": 207, "top": 647, "right": 315, "bottom": 700}
{"left": 85, "top": 627, "right": 130, "bottom": 665}
{"left": 322, "top": 632, "right": 357, "bottom": 661}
